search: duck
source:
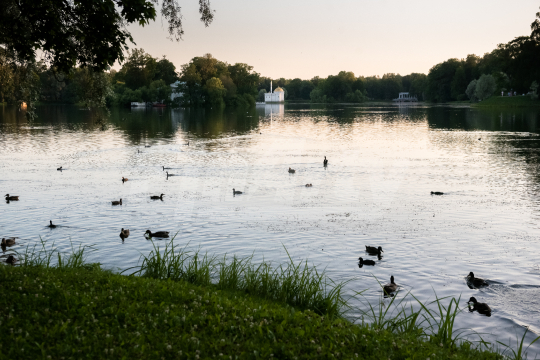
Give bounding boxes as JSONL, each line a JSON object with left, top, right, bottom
{"left": 166, "top": 171, "right": 176, "bottom": 178}
{"left": 1, "top": 238, "right": 16, "bottom": 246}
{"left": 5, "top": 194, "right": 19, "bottom": 201}
{"left": 111, "top": 199, "right": 122, "bottom": 205}
{"left": 162, "top": 166, "right": 172, "bottom": 171}
{"left": 358, "top": 257, "right": 376, "bottom": 266}
{"left": 57, "top": 166, "right": 63, "bottom": 171}
{"left": 145, "top": 230, "right": 170, "bottom": 238}
{"left": 468, "top": 297, "right": 491, "bottom": 314}
{"left": 467, "top": 272, "right": 488, "bottom": 287}
{"left": 233, "top": 188, "right": 243, "bottom": 195}
{"left": 288, "top": 167, "right": 296, "bottom": 174}
{"left": 323, "top": 156, "right": 328, "bottom": 166}
{"left": 5, "top": 255, "right": 16, "bottom": 264}
{"left": 122, "top": 177, "right": 128, "bottom": 183}
{"left": 383, "top": 276, "right": 398, "bottom": 294}
{"left": 150, "top": 194, "right": 164, "bottom": 200}
{"left": 48, "top": 220, "right": 57, "bottom": 228}
{"left": 431, "top": 191, "right": 444, "bottom": 195}
{"left": 119, "top": 228, "right": 130, "bottom": 240}
{"left": 144, "top": 145, "right": 151, "bottom": 148}
{"left": 365, "top": 246, "right": 383, "bottom": 255}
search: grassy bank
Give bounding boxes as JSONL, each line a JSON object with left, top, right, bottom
{"left": 472, "top": 96, "right": 540, "bottom": 108}
{"left": 0, "top": 241, "right": 523, "bottom": 359}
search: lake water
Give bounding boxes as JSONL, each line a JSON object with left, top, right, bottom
{"left": 2, "top": 103, "right": 540, "bottom": 354}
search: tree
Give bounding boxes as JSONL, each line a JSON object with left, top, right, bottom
{"left": 228, "top": 63, "right": 259, "bottom": 96}
{"left": 465, "top": 79, "right": 477, "bottom": 101}
{"left": 450, "top": 66, "right": 467, "bottom": 99}
{"left": 427, "top": 59, "right": 461, "bottom": 102}
{"left": 72, "top": 67, "right": 113, "bottom": 108}
{"left": 475, "top": 74, "right": 497, "bottom": 100}
{"left": 117, "top": 49, "right": 158, "bottom": 90}
{"left": 530, "top": 81, "right": 538, "bottom": 100}
{"left": 154, "top": 57, "right": 179, "bottom": 85}
{"left": 204, "top": 77, "right": 226, "bottom": 106}
{"left": 531, "top": 7, "right": 540, "bottom": 41}
{"left": 0, "top": 0, "right": 214, "bottom": 73}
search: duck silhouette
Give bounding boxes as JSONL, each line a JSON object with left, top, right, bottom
{"left": 111, "top": 199, "right": 122, "bottom": 206}
{"left": 122, "top": 177, "right": 128, "bottom": 183}
{"left": 57, "top": 166, "right": 63, "bottom": 171}
{"left": 468, "top": 297, "right": 491, "bottom": 316}
{"left": 6, "top": 255, "right": 16, "bottom": 264}
{"left": 431, "top": 191, "right": 444, "bottom": 196}
{"left": 120, "top": 228, "right": 130, "bottom": 240}
{"left": 233, "top": 188, "right": 243, "bottom": 195}
{"left": 383, "top": 276, "right": 398, "bottom": 294}
{"left": 466, "top": 272, "right": 488, "bottom": 287}
{"left": 145, "top": 230, "right": 170, "bottom": 238}
{"left": 358, "top": 257, "right": 375, "bottom": 266}
{"left": 5, "top": 194, "right": 19, "bottom": 201}
{"left": 150, "top": 194, "right": 164, "bottom": 200}
{"left": 1, "top": 238, "right": 16, "bottom": 247}
{"left": 323, "top": 156, "right": 328, "bottom": 166}
{"left": 288, "top": 167, "right": 295, "bottom": 174}
{"left": 365, "top": 246, "right": 383, "bottom": 255}
{"left": 48, "top": 220, "right": 57, "bottom": 228}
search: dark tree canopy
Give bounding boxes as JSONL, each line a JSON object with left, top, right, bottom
{"left": 0, "top": 0, "right": 214, "bottom": 73}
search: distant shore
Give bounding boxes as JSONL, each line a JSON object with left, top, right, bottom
{"left": 472, "top": 96, "right": 540, "bottom": 108}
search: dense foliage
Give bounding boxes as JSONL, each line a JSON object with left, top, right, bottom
{"left": 0, "top": 0, "right": 213, "bottom": 73}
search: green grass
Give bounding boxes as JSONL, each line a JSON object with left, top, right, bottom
{"left": 0, "top": 239, "right": 529, "bottom": 359}
{"left": 472, "top": 96, "right": 540, "bottom": 108}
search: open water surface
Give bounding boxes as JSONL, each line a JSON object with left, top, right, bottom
{"left": 2, "top": 103, "right": 540, "bottom": 354}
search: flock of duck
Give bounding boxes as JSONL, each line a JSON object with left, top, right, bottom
{"left": 4, "top": 154, "right": 489, "bottom": 315}
{"left": 359, "top": 245, "right": 492, "bottom": 316}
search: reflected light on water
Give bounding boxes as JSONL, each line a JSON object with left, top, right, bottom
{"left": 1, "top": 103, "right": 540, "bottom": 352}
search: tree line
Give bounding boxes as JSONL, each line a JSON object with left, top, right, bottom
{"left": 1, "top": 7, "right": 539, "bottom": 111}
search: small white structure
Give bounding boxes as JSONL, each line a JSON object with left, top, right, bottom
{"left": 393, "top": 92, "right": 417, "bottom": 102}
{"left": 131, "top": 102, "right": 148, "bottom": 107}
{"left": 170, "top": 80, "right": 184, "bottom": 101}
{"left": 264, "top": 81, "right": 285, "bottom": 103}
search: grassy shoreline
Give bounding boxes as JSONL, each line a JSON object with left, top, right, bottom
{"left": 1, "top": 264, "right": 505, "bottom": 360}
{"left": 1, "top": 240, "right": 532, "bottom": 359}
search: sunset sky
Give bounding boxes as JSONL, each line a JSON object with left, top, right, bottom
{"left": 124, "top": 0, "right": 539, "bottom": 79}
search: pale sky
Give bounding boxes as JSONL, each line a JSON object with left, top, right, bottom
{"left": 124, "top": 0, "right": 539, "bottom": 79}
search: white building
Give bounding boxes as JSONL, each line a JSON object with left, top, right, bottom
{"left": 170, "top": 80, "right": 184, "bottom": 102}
{"left": 393, "top": 92, "right": 417, "bottom": 102}
{"left": 264, "top": 81, "right": 285, "bottom": 103}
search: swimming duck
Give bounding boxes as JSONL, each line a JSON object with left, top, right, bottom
{"left": 233, "top": 189, "right": 243, "bottom": 195}
{"left": 150, "top": 194, "right": 164, "bottom": 200}
{"left": 6, "top": 255, "right": 16, "bottom": 264}
{"left": 431, "top": 191, "right": 444, "bottom": 195}
{"left": 383, "top": 276, "right": 398, "bottom": 294}
{"left": 468, "top": 297, "right": 491, "bottom": 314}
{"left": 145, "top": 145, "right": 151, "bottom": 148}
{"left": 358, "top": 257, "right": 375, "bottom": 266}
{"left": 166, "top": 171, "right": 176, "bottom": 178}
{"left": 122, "top": 177, "right": 128, "bottom": 183}
{"left": 288, "top": 167, "right": 296, "bottom": 174}
{"left": 1, "top": 238, "right": 16, "bottom": 246}
{"left": 111, "top": 199, "right": 122, "bottom": 206}
{"left": 145, "top": 230, "right": 170, "bottom": 238}
{"left": 467, "top": 272, "right": 488, "bottom": 287}
{"left": 120, "top": 228, "right": 130, "bottom": 239}
{"left": 323, "top": 156, "right": 328, "bottom": 166}
{"left": 57, "top": 166, "right": 63, "bottom": 171}
{"left": 5, "top": 194, "right": 19, "bottom": 201}
{"left": 48, "top": 220, "right": 57, "bottom": 228}
{"left": 162, "top": 166, "right": 172, "bottom": 171}
{"left": 365, "top": 246, "right": 383, "bottom": 255}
